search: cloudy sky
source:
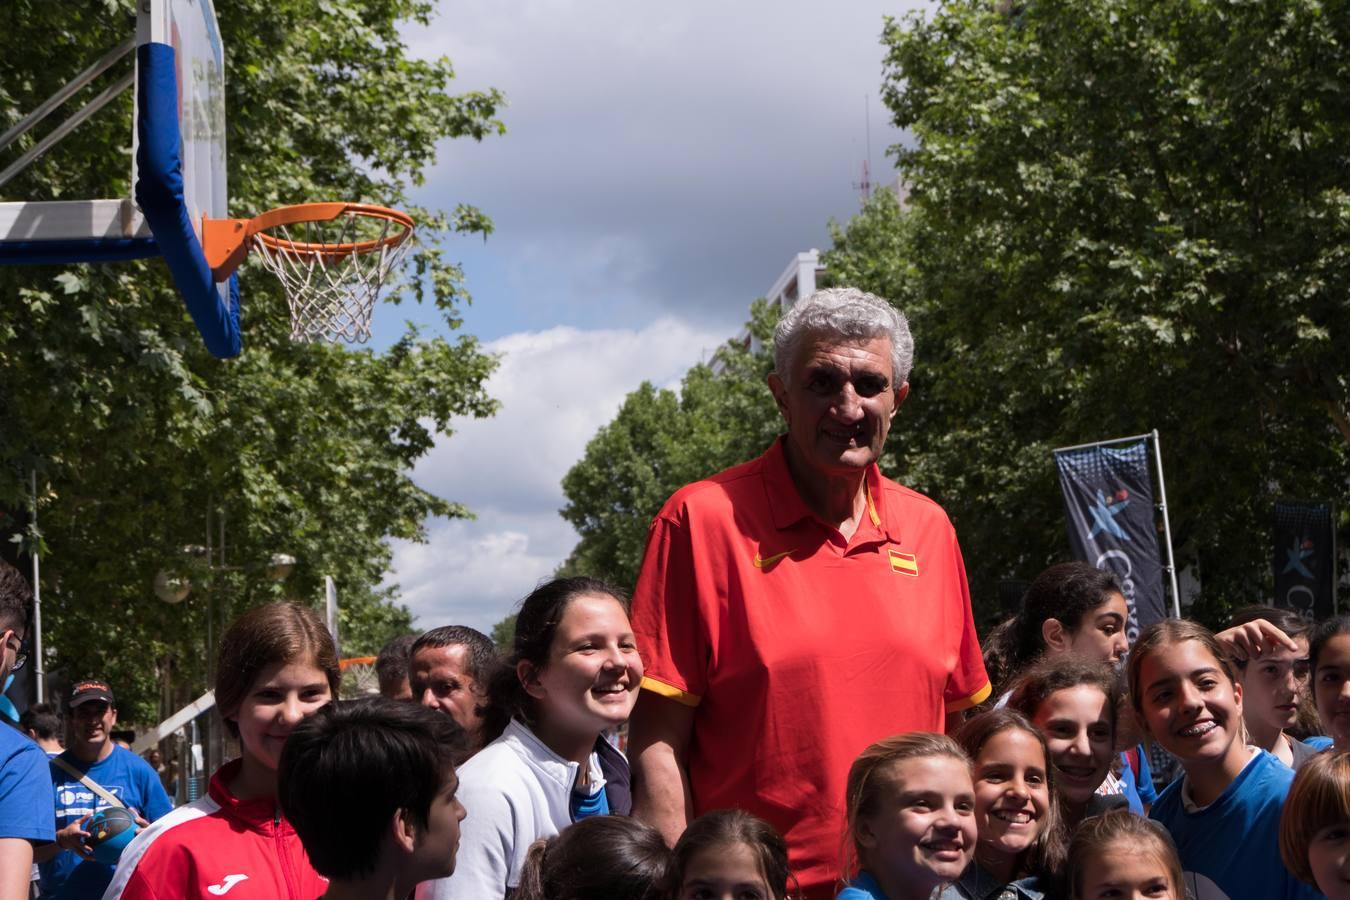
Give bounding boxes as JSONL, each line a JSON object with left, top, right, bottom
{"left": 375, "top": 0, "right": 924, "bottom": 634}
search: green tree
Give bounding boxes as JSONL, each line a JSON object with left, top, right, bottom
{"left": 490, "top": 613, "right": 516, "bottom": 652}
{"left": 872, "top": 0, "right": 1349, "bottom": 621}
{"left": 559, "top": 302, "right": 782, "bottom": 590}
{"left": 0, "top": 0, "right": 504, "bottom": 720}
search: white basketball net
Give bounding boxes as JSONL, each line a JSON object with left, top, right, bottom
{"left": 250, "top": 211, "right": 414, "bottom": 344}
{"left": 339, "top": 661, "right": 380, "bottom": 697}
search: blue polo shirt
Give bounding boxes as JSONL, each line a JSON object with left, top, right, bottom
{"left": 0, "top": 725, "right": 55, "bottom": 844}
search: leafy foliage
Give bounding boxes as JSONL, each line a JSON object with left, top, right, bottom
{"left": 490, "top": 613, "right": 516, "bottom": 653}
{"left": 872, "top": 0, "right": 1348, "bottom": 622}
{"left": 0, "top": 0, "right": 504, "bottom": 720}
{"left": 562, "top": 0, "right": 1350, "bottom": 627}
{"left": 559, "top": 303, "right": 781, "bottom": 590}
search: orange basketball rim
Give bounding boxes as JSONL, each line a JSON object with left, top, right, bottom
{"left": 202, "top": 203, "right": 414, "bottom": 281}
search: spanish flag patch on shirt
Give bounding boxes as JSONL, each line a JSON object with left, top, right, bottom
{"left": 888, "top": 549, "right": 919, "bottom": 576}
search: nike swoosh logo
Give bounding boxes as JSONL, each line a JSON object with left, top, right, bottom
{"left": 752, "top": 550, "right": 793, "bottom": 569}
{"left": 208, "top": 875, "right": 249, "bottom": 895}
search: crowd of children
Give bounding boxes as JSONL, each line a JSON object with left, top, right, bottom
{"left": 71, "top": 562, "right": 1350, "bottom": 900}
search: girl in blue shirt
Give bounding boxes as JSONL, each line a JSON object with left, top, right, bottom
{"left": 837, "top": 733, "right": 977, "bottom": 900}
{"left": 1129, "top": 619, "right": 1320, "bottom": 900}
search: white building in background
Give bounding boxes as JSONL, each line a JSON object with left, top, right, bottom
{"left": 712, "top": 250, "right": 826, "bottom": 372}
{"left": 713, "top": 177, "right": 907, "bottom": 369}
{"left": 764, "top": 250, "right": 825, "bottom": 315}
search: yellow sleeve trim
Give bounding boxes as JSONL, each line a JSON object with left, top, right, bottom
{"left": 946, "top": 681, "right": 993, "bottom": 713}
{"left": 641, "top": 675, "right": 701, "bottom": 708}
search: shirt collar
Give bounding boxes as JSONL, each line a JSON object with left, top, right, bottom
{"left": 762, "top": 437, "right": 896, "bottom": 542}
{"left": 958, "top": 863, "right": 1047, "bottom": 900}
{"left": 1179, "top": 745, "right": 1260, "bottom": 812}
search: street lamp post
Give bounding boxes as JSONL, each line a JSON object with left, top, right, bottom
{"left": 154, "top": 507, "right": 295, "bottom": 780}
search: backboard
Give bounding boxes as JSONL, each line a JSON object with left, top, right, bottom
{"left": 136, "top": 0, "right": 228, "bottom": 251}
{"left": 0, "top": 0, "right": 240, "bottom": 358}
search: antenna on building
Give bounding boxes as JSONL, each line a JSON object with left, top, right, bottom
{"left": 853, "top": 94, "right": 872, "bottom": 204}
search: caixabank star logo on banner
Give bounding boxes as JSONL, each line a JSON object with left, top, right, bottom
{"left": 1273, "top": 500, "right": 1337, "bottom": 622}
{"left": 1054, "top": 438, "right": 1169, "bottom": 644}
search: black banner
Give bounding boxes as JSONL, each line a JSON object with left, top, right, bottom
{"left": 1273, "top": 501, "right": 1337, "bottom": 622}
{"left": 1054, "top": 439, "right": 1169, "bottom": 644}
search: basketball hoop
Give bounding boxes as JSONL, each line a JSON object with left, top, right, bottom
{"left": 339, "top": 656, "right": 379, "bottom": 697}
{"left": 202, "top": 203, "right": 415, "bottom": 344}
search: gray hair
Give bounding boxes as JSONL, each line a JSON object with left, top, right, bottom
{"left": 772, "top": 287, "right": 913, "bottom": 386}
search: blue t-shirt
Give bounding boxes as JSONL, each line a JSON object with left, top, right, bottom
{"left": 1305, "top": 735, "right": 1334, "bottom": 752}
{"left": 0, "top": 725, "right": 55, "bottom": 844}
{"left": 837, "top": 871, "right": 888, "bottom": 900}
{"left": 1113, "top": 745, "right": 1159, "bottom": 813}
{"left": 1149, "top": 749, "right": 1321, "bottom": 900}
{"left": 39, "top": 745, "right": 173, "bottom": 900}
{"left": 1131, "top": 744, "right": 1159, "bottom": 805}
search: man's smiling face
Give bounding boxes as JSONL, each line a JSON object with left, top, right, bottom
{"left": 769, "top": 332, "right": 907, "bottom": 479}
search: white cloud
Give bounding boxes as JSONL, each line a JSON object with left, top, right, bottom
{"left": 398, "top": 0, "right": 923, "bottom": 331}
{"left": 380, "top": 1, "right": 932, "bottom": 631}
{"left": 387, "top": 316, "right": 725, "bottom": 633}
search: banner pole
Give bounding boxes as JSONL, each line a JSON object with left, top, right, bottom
{"left": 1052, "top": 433, "right": 1156, "bottom": 454}
{"left": 1151, "top": 430, "right": 1181, "bottom": 617}
{"left": 1335, "top": 501, "right": 1341, "bottom": 617}
{"left": 325, "top": 576, "right": 340, "bottom": 658}
{"left": 31, "top": 470, "right": 43, "bottom": 703}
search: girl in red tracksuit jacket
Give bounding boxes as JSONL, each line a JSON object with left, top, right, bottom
{"left": 103, "top": 603, "right": 340, "bottom": 900}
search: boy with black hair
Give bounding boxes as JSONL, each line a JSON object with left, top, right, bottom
{"left": 0, "top": 559, "right": 54, "bottom": 900}
{"left": 20, "top": 703, "right": 63, "bottom": 754}
{"left": 278, "top": 696, "right": 467, "bottom": 900}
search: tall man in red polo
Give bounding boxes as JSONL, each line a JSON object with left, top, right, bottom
{"left": 628, "top": 287, "right": 990, "bottom": 898}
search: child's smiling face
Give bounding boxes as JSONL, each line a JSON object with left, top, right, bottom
{"left": 971, "top": 728, "right": 1050, "bottom": 862}
{"left": 856, "top": 755, "right": 977, "bottom": 895}
{"left": 1138, "top": 640, "right": 1243, "bottom": 764}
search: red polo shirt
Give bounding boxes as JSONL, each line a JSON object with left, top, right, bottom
{"left": 632, "top": 438, "right": 989, "bottom": 897}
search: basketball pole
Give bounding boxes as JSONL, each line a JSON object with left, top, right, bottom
{"left": 31, "top": 470, "right": 43, "bottom": 703}
{"left": 325, "top": 576, "right": 340, "bottom": 659}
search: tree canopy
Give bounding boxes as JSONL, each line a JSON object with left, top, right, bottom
{"left": 560, "top": 0, "right": 1348, "bottom": 624}
{"left": 878, "top": 0, "right": 1348, "bottom": 620}
{"left": 0, "top": 0, "right": 504, "bottom": 720}
{"left": 559, "top": 303, "right": 781, "bottom": 591}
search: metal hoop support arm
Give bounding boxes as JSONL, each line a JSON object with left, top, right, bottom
{"left": 202, "top": 203, "right": 350, "bottom": 281}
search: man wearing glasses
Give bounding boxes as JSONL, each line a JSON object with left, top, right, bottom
{"left": 0, "top": 559, "right": 55, "bottom": 900}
